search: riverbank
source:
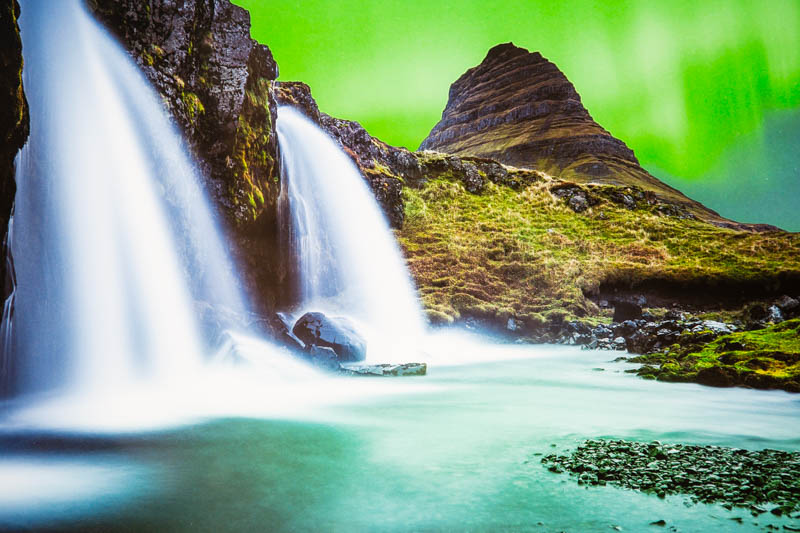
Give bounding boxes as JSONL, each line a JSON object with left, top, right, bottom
{"left": 411, "top": 295, "right": 800, "bottom": 392}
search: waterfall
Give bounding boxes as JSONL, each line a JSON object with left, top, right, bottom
{"left": 0, "top": 0, "right": 249, "bottom": 397}
{"left": 276, "top": 106, "right": 426, "bottom": 361}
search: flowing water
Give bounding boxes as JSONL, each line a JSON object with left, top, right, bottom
{"left": 0, "top": 0, "right": 250, "bottom": 398}
{"left": 276, "top": 107, "right": 426, "bottom": 361}
{"left": 0, "top": 337, "right": 798, "bottom": 532}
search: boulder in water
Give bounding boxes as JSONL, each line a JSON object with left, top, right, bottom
{"left": 292, "top": 312, "right": 367, "bottom": 362}
{"left": 266, "top": 312, "right": 306, "bottom": 354}
{"left": 308, "top": 345, "right": 341, "bottom": 371}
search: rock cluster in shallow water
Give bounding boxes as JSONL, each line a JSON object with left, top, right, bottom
{"left": 541, "top": 440, "right": 800, "bottom": 516}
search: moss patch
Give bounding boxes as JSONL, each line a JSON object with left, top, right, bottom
{"left": 181, "top": 91, "right": 205, "bottom": 125}
{"left": 229, "top": 76, "right": 276, "bottom": 223}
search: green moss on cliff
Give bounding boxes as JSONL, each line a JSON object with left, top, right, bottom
{"left": 398, "top": 172, "right": 800, "bottom": 327}
{"left": 230, "top": 77, "right": 276, "bottom": 222}
{"left": 181, "top": 91, "right": 205, "bottom": 125}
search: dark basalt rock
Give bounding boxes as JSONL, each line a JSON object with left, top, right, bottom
{"left": 292, "top": 311, "right": 367, "bottom": 363}
{"left": 87, "top": 0, "right": 289, "bottom": 310}
{"left": 307, "top": 345, "right": 340, "bottom": 371}
{"left": 0, "top": 0, "right": 29, "bottom": 299}
{"left": 612, "top": 301, "right": 642, "bottom": 322}
{"left": 419, "top": 42, "right": 769, "bottom": 230}
{"left": 264, "top": 311, "right": 305, "bottom": 354}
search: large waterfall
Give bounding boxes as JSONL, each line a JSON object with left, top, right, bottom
{"left": 0, "top": 0, "right": 249, "bottom": 397}
{"left": 276, "top": 107, "right": 426, "bottom": 361}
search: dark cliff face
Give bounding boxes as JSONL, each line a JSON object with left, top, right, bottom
{"left": 88, "top": 0, "right": 290, "bottom": 309}
{"left": 419, "top": 43, "right": 731, "bottom": 223}
{"left": 274, "top": 82, "right": 420, "bottom": 229}
{"left": 0, "top": 0, "right": 29, "bottom": 295}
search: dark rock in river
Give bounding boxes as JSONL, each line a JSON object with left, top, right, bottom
{"left": 292, "top": 312, "right": 367, "bottom": 362}
{"left": 308, "top": 345, "right": 341, "bottom": 371}
{"left": 265, "top": 312, "right": 305, "bottom": 354}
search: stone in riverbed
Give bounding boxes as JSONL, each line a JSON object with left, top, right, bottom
{"left": 340, "top": 363, "right": 427, "bottom": 377}
{"left": 292, "top": 311, "right": 367, "bottom": 362}
{"left": 308, "top": 345, "right": 340, "bottom": 371}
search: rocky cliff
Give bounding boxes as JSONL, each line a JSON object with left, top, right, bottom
{"left": 88, "top": 0, "right": 289, "bottom": 309}
{"left": 0, "top": 0, "right": 28, "bottom": 296}
{"left": 419, "top": 43, "right": 737, "bottom": 225}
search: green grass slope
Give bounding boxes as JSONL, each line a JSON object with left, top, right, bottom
{"left": 397, "top": 156, "right": 800, "bottom": 332}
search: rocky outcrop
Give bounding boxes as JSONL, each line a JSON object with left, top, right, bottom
{"left": 0, "top": 0, "right": 28, "bottom": 295}
{"left": 292, "top": 311, "right": 367, "bottom": 362}
{"left": 419, "top": 43, "right": 751, "bottom": 227}
{"left": 88, "top": 0, "right": 289, "bottom": 309}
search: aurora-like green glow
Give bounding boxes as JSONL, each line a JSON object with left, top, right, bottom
{"left": 235, "top": 0, "right": 800, "bottom": 229}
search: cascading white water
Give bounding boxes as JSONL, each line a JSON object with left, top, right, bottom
{"left": 276, "top": 106, "right": 426, "bottom": 361}
{"left": 0, "top": 0, "right": 249, "bottom": 397}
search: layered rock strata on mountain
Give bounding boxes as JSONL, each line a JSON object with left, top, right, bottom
{"left": 88, "top": 0, "right": 289, "bottom": 309}
{"left": 0, "top": 0, "right": 29, "bottom": 297}
{"left": 419, "top": 42, "right": 740, "bottom": 225}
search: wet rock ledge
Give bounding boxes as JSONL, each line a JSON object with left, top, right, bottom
{"left": 541, "top": 440, "right": 800, "bottom": 517}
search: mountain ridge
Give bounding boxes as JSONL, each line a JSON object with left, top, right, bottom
{"left": 419, "top": 42, "right": 754, "bottom": 228}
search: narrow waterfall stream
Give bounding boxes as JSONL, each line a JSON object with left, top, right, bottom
{"left": 0, "top": 0, "right": 250, "bottom": 398}
{"left": 276, "top": 106, "right": 426, "bottom": 362}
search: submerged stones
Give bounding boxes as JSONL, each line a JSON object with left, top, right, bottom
{"left": 541, "top": 440, "right": 800, "bottom": 515}
{"left": 340, "top": 363, "right": 427, "bottom": 377}
{"left": 292, "top": 311, "right": 367, "bottom": 362}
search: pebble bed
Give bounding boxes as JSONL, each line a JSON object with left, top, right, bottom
{"left": 541, "top": 440, "right": 800, "bottom": 517}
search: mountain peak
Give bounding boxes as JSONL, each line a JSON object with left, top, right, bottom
{"left": 484, "top": 42, "right": 532, "bottom": 60}
{"left": 420, "top": 43, "right": 726, "bottom": 220}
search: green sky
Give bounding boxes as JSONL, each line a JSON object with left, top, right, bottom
{"left": 234, "top": 0, "right": 800, "bottom": 230}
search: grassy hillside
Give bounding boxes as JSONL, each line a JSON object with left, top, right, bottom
{"left": 397, "top": 155, "right": 800, "bottom": 331}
